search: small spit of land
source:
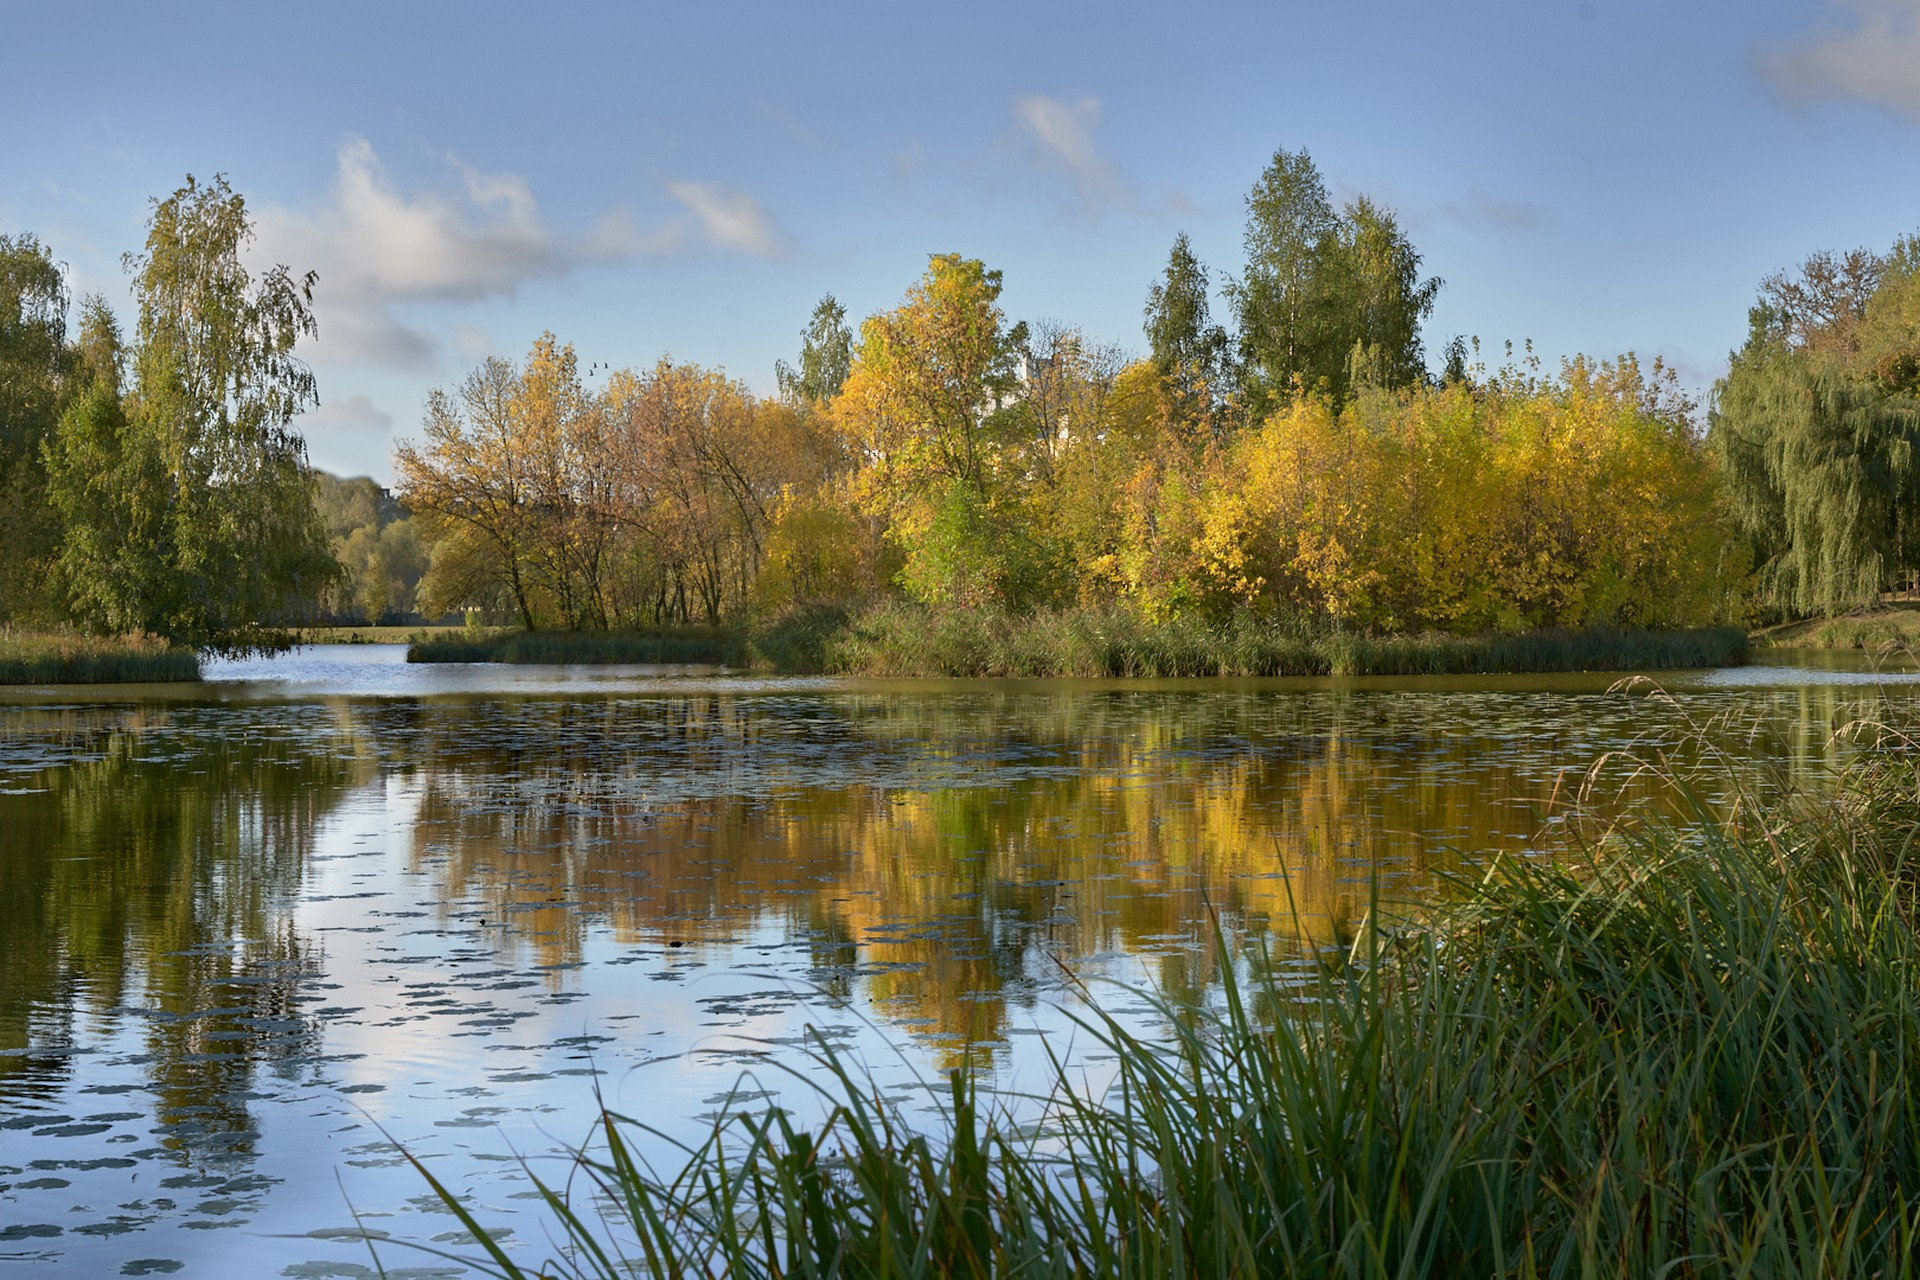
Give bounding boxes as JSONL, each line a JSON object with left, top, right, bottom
{"left": 407, "top": 605, "right": 1750, "bottom": 678}
{"left": 397, "top": 711, "right": 1920, "bottom": 1278}
{"left": 1752, "top": 601, "right": 1920, "bottom": 652}
{"left": 0, "top": 628, "right": 200, "bottom": 684}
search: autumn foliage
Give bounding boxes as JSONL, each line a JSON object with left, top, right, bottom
{"left": 1112, "top": 359, "right": 1747, "bottom": 632}
{"left": 395, "top": 263, "right": 1746, "bottom": 641}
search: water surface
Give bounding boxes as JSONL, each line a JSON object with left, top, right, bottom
{"left": 1, "top": 645, "right": 1910, "bottom": 1275}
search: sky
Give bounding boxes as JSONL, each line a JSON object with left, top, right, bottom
{"left": 6, "top": 0, "right": 1920, "bottom": 484}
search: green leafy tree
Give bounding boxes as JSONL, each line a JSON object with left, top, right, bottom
{"left": 1329, "top": 196, "right": 1442, "bottom": 394}
{"left": 1142, "top": 232, "right": 1231, "bottom": 438}
{"left": 45, "top": 175, "right": 338, "bottom": 654}
{"left": 0, "top": 233, "right": 75, "bottom": 622}
{"left": 776, "top": 295, "right": 854, "bottom": 406}
{"left": 1711, "top": 239, "right": 1920, "bottom": 615}
{"left": 1231, "top": 147, "right": 1440, "bottom": 413}
{"left": 1232, "top": 147, "right": 1337, "bottom": 414}
{"left": 0, "top": 232, "right": 70, "bottom": 468}
{"left": 314, "top": 473, "right": 427, "bottom": 622}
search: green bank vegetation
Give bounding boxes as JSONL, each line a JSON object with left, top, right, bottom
{"left": 811, "top": 607, "right": 1749, "bottom": 677}
{"left": 1753, "top": 602, "right": 1920, "bottom": 650}
{"left": 411, "top": 625, "right": 746, "bottom": 666}
{"left": 303, "top": 624, "right": 463, "bottom": 645}
{"left": 0, "top": 627, "right": 199, "bottom": 684}
{"left": 390, "top": 711, "right": 1920, "bottom": 1277}
{"left": 416, "top": 608, "right": 1746, "bottom": 677}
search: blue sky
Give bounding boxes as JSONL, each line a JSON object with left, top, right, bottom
{"left": 6, "top": 0, "right": 1920, "bottom": 482}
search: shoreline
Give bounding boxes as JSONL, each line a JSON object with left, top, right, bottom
{"left": 407, "top": 609, "right": 1750, "bottom": 679}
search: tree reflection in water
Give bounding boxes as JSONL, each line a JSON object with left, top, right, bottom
{"left": 0, "top": 673, "right": 1882, "bottom": 1269}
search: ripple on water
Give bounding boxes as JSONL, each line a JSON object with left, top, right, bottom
{"left": 0, "top": 652, "right": 1912, "bottom": 1274}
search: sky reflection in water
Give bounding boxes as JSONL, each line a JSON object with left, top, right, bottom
{"left": 0, "top": 645, "right": 1910, "bottom": 1275}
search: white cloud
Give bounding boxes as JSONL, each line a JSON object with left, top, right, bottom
{"left": 298, "top": 393, "right": 392, "bottom": 433}
{"left": 256, "top": 139, "right": 786, "bottom": 371}
{"left": 663, "top": 181, "right": 787, "bottom": 257}
{"left": 1014, "top": 94, "right": 1144, "bottom": 217}
{"left": 1763, "top": 0, "right": 1920, "bottom": 116}
{"left": 256, "top": 139, "right": 644, "bottom": 370}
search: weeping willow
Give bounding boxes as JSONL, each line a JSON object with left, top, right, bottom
{"left": 1712, "top": 350, "right": 1920, "bottom": 616}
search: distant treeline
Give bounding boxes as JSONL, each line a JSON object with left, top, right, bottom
{"left": 388, "top": 148, "right": 1765, "bottom": 639}
{"left": 6, "top": 151, "right": 1920, "bottom": 655}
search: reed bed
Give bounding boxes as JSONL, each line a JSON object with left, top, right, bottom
{"left": 402, "top": 606, "right": 1745, "bottom": 677}
{"left": 0, "top": 628, "right": 200, "bottom": 684}
{"left": 382, "top": 709, "right": 1920, "bottom": 1278}
{"left": 816, "top": 602, "right": 1748, "bottom": 678}
{"left": 409, "top": 627, "right": 748, "bottom": 666}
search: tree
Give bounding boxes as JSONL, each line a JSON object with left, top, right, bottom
{"left": 1861, "top": 234, "right": 1920, "bottom": 396}
{"left": 0, "top": 232, "right": 70, "bottom": 470}
{"left": 1712, "top": 347, "right": 1920, "bottom": 615}
{"left": 1749, "top": 246, "right": 1881, "bottom": 361}
{"left": 1231, "top": 147, "right": 1439, "bottom": 413}
{"left": 1232, "top": 146, "right": 1338, "bottom": 414}
{"left": 1011, "top": 318, "right": 1124, "bottom": 489}
{"left": 835, "top": 255, "right": 1023, "bottom": 498}
{"left": 1329, "top": 196, "right": 1442, "bottom": 394}
{"left": 832, "top": 254, "right": 1029, "bottom": 605}
{"left": 1142, "top": 232, "right": 1231, "bottom": 438}
{"left": 402, "top": 338, "right": 819, "bottom": 629}
{"left": 399, "top": 351, "right": 554, "bottom": 630}
{"left": 0, "top": 233, "right": 74, "bottom": 622}
{"left": 1711, "top": 237, "right": 1920, "bottom": 615}
{"left": 44, "top": 175, "right": 337, "bottom": 653}
{"left": 600, "top": 358, "right": 800, "bottom": 624}
{"left": 776, "top": 295, "right": 854, "bottom": 405}
{"left": 314, "top": 473, "right": 427, "bottom": 622}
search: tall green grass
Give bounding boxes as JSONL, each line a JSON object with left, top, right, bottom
{"left": 382, "top": 716, "right": 1920, "bottom": 1277}
{"left": 812, "top": 601, "right": 1748, "bottom": 678}
{"left": 0, "top": 628, "right": 200, "bottom": 684}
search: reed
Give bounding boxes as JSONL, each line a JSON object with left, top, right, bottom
{"left": 408, "top": 626, "right": 748, "bottom": 666}
{"left": 0, "top": 628, "right": 200, "bottom": 684}
{"left": 401, "top": 605, "right": 1746, "bottom": 677}
{"left": 383, "top": 714, "right": 1920, "bottom": 1278}
{"left": 811, "top": 601, "right": 1748, "bottom": 678}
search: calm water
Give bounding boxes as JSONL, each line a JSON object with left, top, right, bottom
{"left": 1, "top": 645, "right": 1914, "bottom": 1276}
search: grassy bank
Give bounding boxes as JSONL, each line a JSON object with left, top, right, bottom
{"left": 392, "top": 721, "right": 1920, "bottom": 1277}
{"left": 0, "top": 628, "right": 200, "bottom": 684}
{"left": 1753, "top": 602, "right": 1920, "bottom": 651}
{"left": 409, "top": 625, "right": 747, "bottom": 666}
{"left": 407, "top": 605, "right": 1748, "bottom": 677}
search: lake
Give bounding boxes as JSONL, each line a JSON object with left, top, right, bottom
{"left": 1, "top": 645, "right": 1913, "bottom": 1276}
